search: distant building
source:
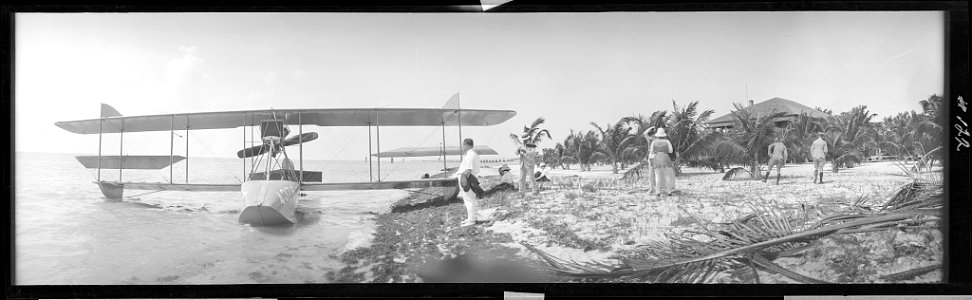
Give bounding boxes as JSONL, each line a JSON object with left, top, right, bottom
{"left": 706, "top": 97, "right": 831, "bottom": 130}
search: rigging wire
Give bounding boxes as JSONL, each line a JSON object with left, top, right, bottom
{"left": 313, "top": 127, "right": 363, "bottom": 176}
{"left": 191, "top": 132, "right": 243, "bottom": 183}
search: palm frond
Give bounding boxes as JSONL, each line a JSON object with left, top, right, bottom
{"left": 509, "top": 133, "right": 524, "bottom": 149}
{"left": 680, "top": 131, "right": 724, "bottom": 161}
{"left": 880, "top": 181, "right": 943, "bottom": 211}
{"left": 525, "top": 209, "right": 935, "bottom": 283}
{"left": 529, "top": 117, "right": 547, "bottom": 130}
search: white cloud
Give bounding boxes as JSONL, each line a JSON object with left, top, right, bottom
{"left": 263, "top": 71, "right": 279, "bottom": 84}
{"left": 162, "top": 45, "right": 214, "bottom": 104}
{"left": 291, "top": 70, "right": 305, "bottom": 80}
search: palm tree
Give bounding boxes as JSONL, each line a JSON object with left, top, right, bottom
{"left": 726, "top": 103, "right": 787, "bottom": 180}
{"left": 573, "top": 130, "right": 607, "bottom": 171}
{"left": 617, "top": 111, "right": 669, "bottom": 169}
{"left": 783, "top": 113, "right": 827, "bottom": 163}
{"left": 590, "top": 121, "right": 632, "bottom": 174}
{"left": 542, "top": 143, "right": 573, "bottom": 170}
{"left": 509, "top": 117, "right": 552, "bottom": 149}
{"left": 509, "top": 117, "right": 552, "bottom": 168}
{"left": 913, "top": 95, "right": 945, "bottom": 169}
{"left": 824, "top": 105, "right": 877, "bottom": 172}
{"left": 878, "top": 111, "right": 921, "bottom": 161}
{"left": 665, "top": 100, "right": 718, "bottom": 175}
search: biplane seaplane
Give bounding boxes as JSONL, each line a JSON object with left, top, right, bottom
{"left": 56, "top": 104, "right": 515, "bottom": 226}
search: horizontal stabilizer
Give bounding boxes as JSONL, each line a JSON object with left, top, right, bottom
{"left": 372, "top": 145, "right": 498, "bottom": 157}
{"left": 76, "top": 155, "right": 185, "bottom": 169}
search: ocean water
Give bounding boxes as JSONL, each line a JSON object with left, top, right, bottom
{"left": 13, "top": 152, "right": 457, "bottom": 285}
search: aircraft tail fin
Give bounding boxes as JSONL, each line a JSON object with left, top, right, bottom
{"left": 101, "top": 103, "right": 122, "bottom": 118}
{"left": 442, "top": 92, "right": 460, "bottom": 109}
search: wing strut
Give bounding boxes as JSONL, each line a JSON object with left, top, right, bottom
{"left": 119, "top": 119, "right": 124, "bottom": 182}
{"left": 368, "top": 122, "right": 373, "bottom": 181}
{"left": 298, "top": 112, "right": 304, "bottom": 184}
{"left": 376, "top": 108, "right": 382, "bottom": 183}
{"left": 98, "top": 117, "right": 103, "bottom": 181}
{"left": 242, "top": 112, "right": 246, "bottom": 182}
{"left": 457, "top": 93, "right": 463, "bottom": 162}
{"left": 441, "top": 121, "right": 447, "bottom": 173}
{"left": 169, "top": 115, "right": 174, "bottom": 184}
{"left": 186, "top": 115, "right": 190, "bottom": 183}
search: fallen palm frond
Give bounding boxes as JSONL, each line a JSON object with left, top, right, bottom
{"left": 621, "top": 161, "right": 649, "bottom": 181}
{"left": 880, "top": 181, "right": 943, "bottom": 211}
{"left": 722, "top": 167, "right": 755, "bottom": 181}
{"left": 522, "top": 182, "right": 943, "bottom": 283}
{"left": 878, "top": 263, "right": 942, "bottom": 282}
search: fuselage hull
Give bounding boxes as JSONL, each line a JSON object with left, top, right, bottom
{"left": 239, "top": 180, "right": 300, "bottom": 226}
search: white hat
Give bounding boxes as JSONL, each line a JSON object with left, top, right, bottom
{"left": 654, "top": 128, "right": 668, "bottom": 137}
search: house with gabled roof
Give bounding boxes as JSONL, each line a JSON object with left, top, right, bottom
{"left": 706, "top": 97, "right": 831, "bottom": 130}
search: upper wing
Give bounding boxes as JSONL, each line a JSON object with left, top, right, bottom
{"left": 56, "top": 108, "right": 517, "bottom": 134}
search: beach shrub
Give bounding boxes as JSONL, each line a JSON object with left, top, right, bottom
{"left": 669, "top": 214, "right": 698, "bottom": 227}
{"left": 528, "top": 217, "right": 609, "bottom": 252}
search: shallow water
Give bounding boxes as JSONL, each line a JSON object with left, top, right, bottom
{"left": 13, "top": 152, "right": 452, "bottom": 284}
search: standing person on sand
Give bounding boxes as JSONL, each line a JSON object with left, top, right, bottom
{"left": 650, "top": 128, "right": 676, "bottom": 196}
{"left": 456, "top": 138, "right": 483, "bottom": 227}
{"left": 763, "top": 136, "right": 788, "bottom": 185}
{"left": 517, "top": 142, "right": 539, "bottom": 196}
{"left": 810, "top": 132, "right": 829, "bottom": 184}
{"left": 642, "top": 127, "right": 657, "bottom": 193}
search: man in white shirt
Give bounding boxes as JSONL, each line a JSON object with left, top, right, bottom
{"left": 456, "top": 138, "right": 481, "bottom": 226}
{"left": 810, "top": 132, "right": 829, "bottom": 184}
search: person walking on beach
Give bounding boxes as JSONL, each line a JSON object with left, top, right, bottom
{"left": 642, "top": 127, "right": 657, "bottom": 193}
{"left": 763, "top": 136, "right": 788, "bottom": 185}
{"left": 517, "top": 142, "right": 539, "bottom": 196}
{"left": 457, "top": 138, "right": 482, "bottom": 226}
{"left": 810, "top": 132, "right": 829, "bottom": 184}
{"left": 650, "top": 128, "right": 676, "bottom": 196}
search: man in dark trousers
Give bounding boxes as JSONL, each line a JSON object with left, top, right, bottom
{"left": 810, "top": 132, "right": 829, "bottom": 184}
{"left": 764, "top": 136, "right": 788, "bottom": 185}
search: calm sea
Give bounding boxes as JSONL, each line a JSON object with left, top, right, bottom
{"left": 13, "top": 152, "right": 460, "bottom": 284}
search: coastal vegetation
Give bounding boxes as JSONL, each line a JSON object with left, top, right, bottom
{"left": 541, "top": 94, "right": 946, "bottom": 177}
{"left": 331, "top": 94, "right": 946, "bottom": 284}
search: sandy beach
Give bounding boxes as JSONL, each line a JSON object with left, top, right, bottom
{"left": 329, "top": 160, "right": 943, "bottom": 283}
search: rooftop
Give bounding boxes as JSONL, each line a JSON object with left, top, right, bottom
{"left": 707, "top": 97, "right": 830, "bottom": 128}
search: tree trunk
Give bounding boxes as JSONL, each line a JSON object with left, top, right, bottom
{"left": 674, "top": 155, "right": 683, "bottom": 175}
{"left": 751, "top": 153, "right": 760, "bottom": 180}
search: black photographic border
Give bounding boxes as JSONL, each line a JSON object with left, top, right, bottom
{"left": 3, "top": 1, "right": 969, "bottom": 298}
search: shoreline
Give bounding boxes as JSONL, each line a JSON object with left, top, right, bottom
{"left": 329, "top": 161, "right": 943, "bottom": 283}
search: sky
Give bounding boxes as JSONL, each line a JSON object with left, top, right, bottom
{"left": 15, "top": 11, "right": 944, "bottom": 161}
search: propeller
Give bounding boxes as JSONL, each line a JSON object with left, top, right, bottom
{"left": 237, "top": 132, "right": 319, "bottom": 159}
